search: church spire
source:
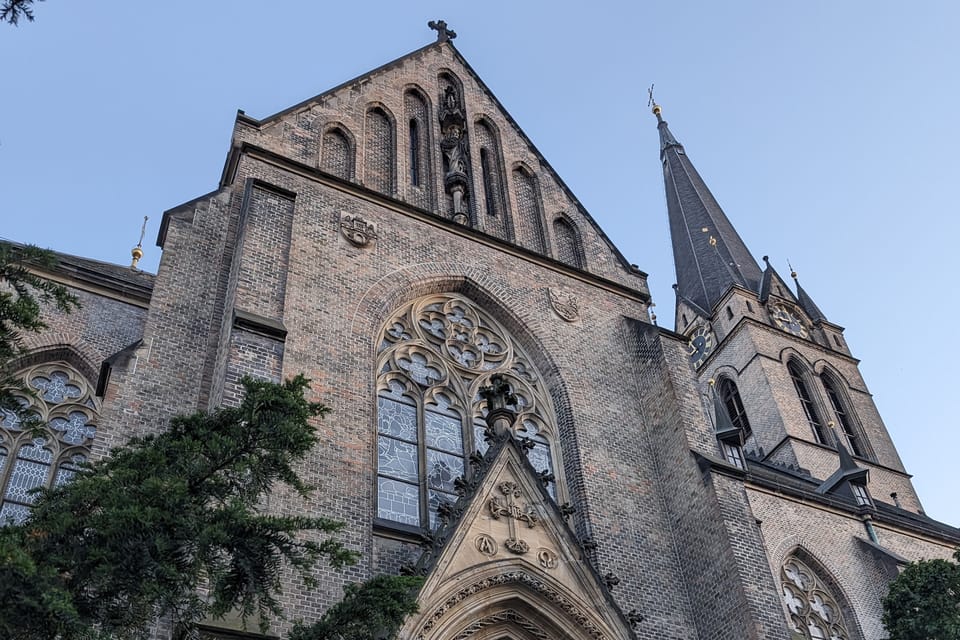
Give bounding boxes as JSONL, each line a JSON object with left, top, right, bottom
{"left": 790, "top": 266, "right": 828, "bottom": 324}
{"left": 653, "top": 103, "right": 763, "bottom": 315}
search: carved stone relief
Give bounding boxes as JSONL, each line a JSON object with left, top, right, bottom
{"left": 475, "top": 534, "right": 498, "bottom": 557}
{"left": 537, "top": 547, "right": 559, "bottom": 570}
{"left": 340, "top": 213, "right": 377, "bottom": 247}
{"left": 548, "top": 288, "right": 580, "bottom": 322}
{"left": 416, "top": 571, "right": 607, "bottom": 640}
{"left": 488, "top": 481, "right": 539, "bottom": 555}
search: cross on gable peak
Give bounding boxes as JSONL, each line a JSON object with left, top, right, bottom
{"left": 428, "top": 19, "right": 457, "bottom": 43}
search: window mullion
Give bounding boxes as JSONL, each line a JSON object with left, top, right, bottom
{"left": 416, "top": 397, "right": 429, "bottom": 528}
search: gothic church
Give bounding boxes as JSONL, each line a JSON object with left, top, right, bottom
{"left": 4, "top": 23, "right": 958, "bottom": 640}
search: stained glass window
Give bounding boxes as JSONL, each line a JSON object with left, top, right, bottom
{"left": 0, "top": 363, "right": 98, "bottom": 525}
{"left": 780, "top": 555, "right": 853, "bottom": 640}
{"left": 376, "top": 294, "right": 562, "bottom": 529}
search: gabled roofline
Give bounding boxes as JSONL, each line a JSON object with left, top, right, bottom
{"left": 233, "top": 38, "right": 645, "bottom": 277}
{"left": 205, "top": 142, "right": 651, "bottom": 304}
{"left": 2, "top": 239, "right": 154, "bottom": 306}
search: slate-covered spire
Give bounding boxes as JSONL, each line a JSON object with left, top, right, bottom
{"left": 791, "top": 269, "right": 828, "bottom": 323}
{"left": 654, "top": 103, "right": 763, "bottom": 315}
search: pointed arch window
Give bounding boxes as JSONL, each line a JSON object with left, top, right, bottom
{"left": 512, "top": 167, "right": 547, "bottom": 253}
{"left": 364, "top": 106, "right": 395, "bottom": 194}
{"left": 788, "top": 360, "right": 828, "bottom": 444}
{"left": 409, "top": 120, "right": 421, "bottom": 186}
{"left": 820, "top": 374, "right": 869, "bottom": 459}
{"left": 0, "top": 363, "right": 97, "bottom": 525}
{"left": 404, "top": 88, "right": 434, "bottom": 207}
{"left": 780, "top": 554, "right": 855, "bottom": 640}
{"left": 553, "top": 217, "right": 584, "bottom": 269}
{"left": 320, "top": 126, "right": 354, "bottom": 180}
{"left": 376, "top": 294, "right": 562, "bottom": 529}
{"left": 717, "top": 378, "right": 751, "bottom": 439}
{"left": 474, "top": 120, "right": 512, "bottom": 241}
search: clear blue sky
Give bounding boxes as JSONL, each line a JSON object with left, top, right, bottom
{"left": 3, "top": 1, "right": 958, "bottom": 526}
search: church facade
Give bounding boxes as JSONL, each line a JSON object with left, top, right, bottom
{"left": 4, "top": 24, "right": 958, "bottom": 640}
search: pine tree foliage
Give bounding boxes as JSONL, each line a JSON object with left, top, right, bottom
{"left": 1, "top": 0, "right": 42, "bottom": 25}
{"left": 0, "top": 375, "right": 359, "bottom": 639}
{"left": 289, "top": 575, "right": 423, "bottom": 640}
{"left": 0, "top": 241, "right": 79, "bottom": 417}
{"left": 882, "top": 549, "right": 960, "bottom": 640}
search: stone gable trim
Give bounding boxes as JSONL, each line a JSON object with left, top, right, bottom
{"left": 234, "top": 40, "right": 643, "bottom": 277}
{"left": 225, "top": 143, "right": 650, "bottom": 304}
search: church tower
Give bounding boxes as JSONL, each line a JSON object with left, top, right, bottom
{"left": 654, "top": 100, "right": 960, "bottom": 639}
{"left": 655, "top": 101, "right": 919, "bottom": 512}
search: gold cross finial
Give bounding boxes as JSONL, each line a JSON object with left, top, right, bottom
{"left": 130, "top": 215, "right": 148, "bottom": 270}
{"left": 648, "top": 84, "right": 662, "bottom": 117}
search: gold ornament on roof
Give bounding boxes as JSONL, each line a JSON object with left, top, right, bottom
{"left": 130, "top": 216, "right": 148, "bottom": 270}
{"left": 647, "top": 84, "right": 662, "bottom": 116}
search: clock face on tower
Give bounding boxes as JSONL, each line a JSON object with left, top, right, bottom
{"left": 771, "top": 304, "right": 808, "bottom": 338}
{"left": 687, "top": 324, "right": 716, "bottom": 368}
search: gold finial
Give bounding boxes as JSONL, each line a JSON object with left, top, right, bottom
{"left": 788, "top": 259, "right": 797, "bottom": 280}
{"left": 709, "top": 236, "right": 717, "bottom": 247}
{"left": 708, "top": 378, "right": 716, "bottom": 387}
{"left": 647, "top": 84, "right": 662, "bottom": 117}
{"left": 130, "top": 216, "right": 148, "bottom": 270}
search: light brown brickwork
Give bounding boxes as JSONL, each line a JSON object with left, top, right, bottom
{"left": 12, "top": 35, "right": 959, "bottom": 640}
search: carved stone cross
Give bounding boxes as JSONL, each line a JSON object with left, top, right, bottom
{"left": 488, "top": 481, "right": 538, "bottom": 554}
{"left": 428, "top": 20, "right": 457, "bottom": 42}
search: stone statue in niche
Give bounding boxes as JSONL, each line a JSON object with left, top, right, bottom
{"left": 548, "top": 288, "right": 580, "bottom": 322}
{"left": 442, "top": 126, "right": 469, "bottom": 175}
{"left": 340, "top": 213, "right": 377, "bottom": 247}
{"left": 438, "top": 84, "right": 471, "bottom": 226}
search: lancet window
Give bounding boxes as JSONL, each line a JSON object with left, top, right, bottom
{"left": 363, "top": 106, "right": 395, "bottom": 194}
{"left": 820, "top": 373, "right": 869, "bottom": 459}
{"left": 717, "top": 378, "right": 751, "bottom": 439}
{"left": 0, "top": 363, "right": 98, "bottom": 525}
{"left": 552, "top": 216, "right": 584, "bottom": 269}
{"left": 474, "top": 120, "right": 512, "bottom": 240}
{"left": 512, "top": 167, "right": 547, "bottom": 253}
{"left": 320, "top": 125, "right": 354, "bottom": 180}
{"left": 780, "top": 554, "right": 854, "bottom": 640}
{"left": 788, "top": 360, "right": 828, "bottom": 444}
{"left": 404, "top": 88, "right": 434, "bottom": 206}
{"left": 376, "top": 294, "right": 560, "bottom": 529}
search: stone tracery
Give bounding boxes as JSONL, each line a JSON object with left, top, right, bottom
{"left": 780, "top": 555, "right": 853, "bottom": 640}
{"left": 377, "top": 294, "right": 561, "bottom": 528}
{"left": 0, "top": 362, "right": 98, "bottom": 524}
